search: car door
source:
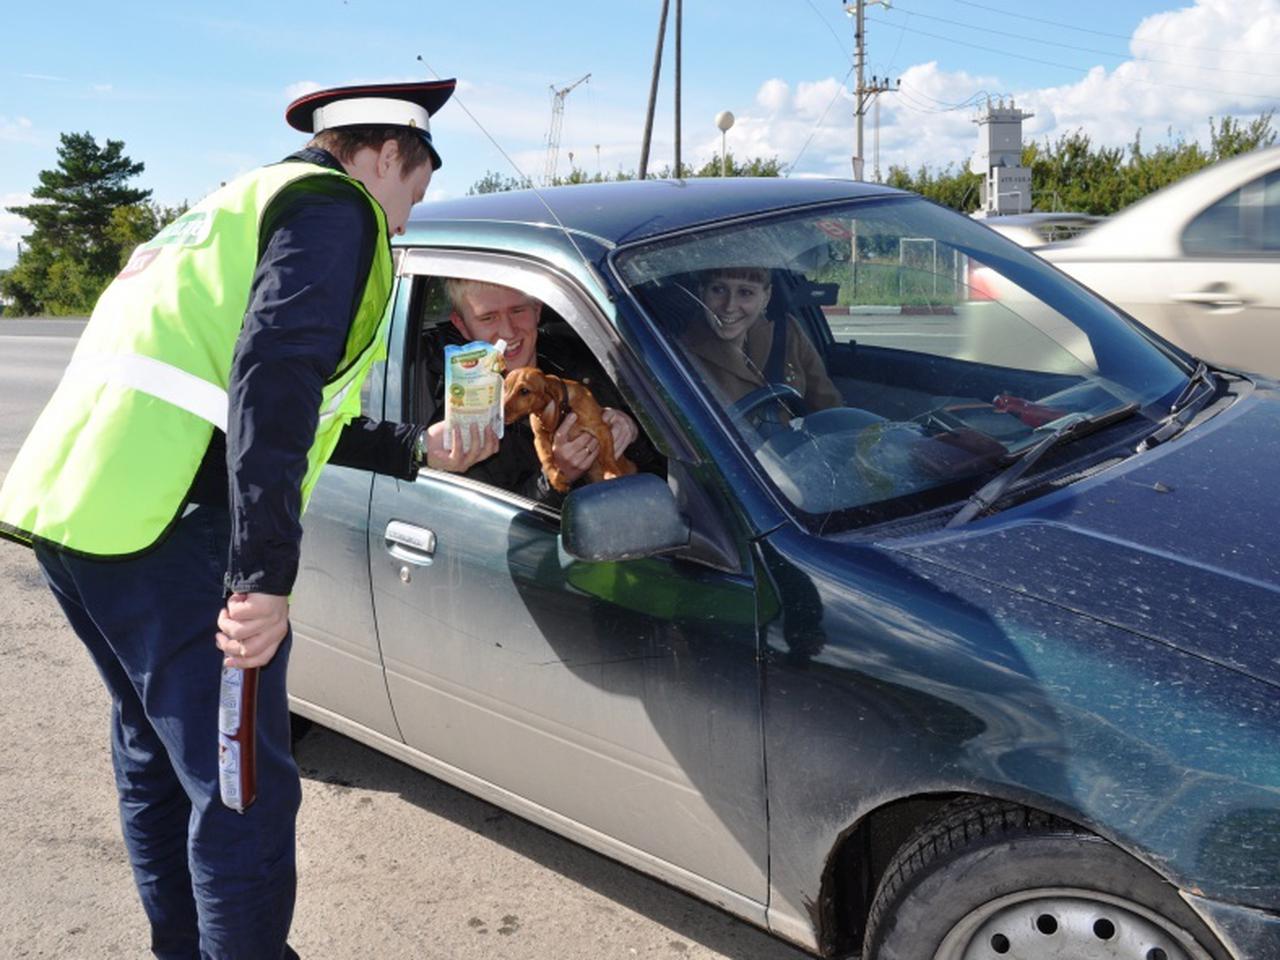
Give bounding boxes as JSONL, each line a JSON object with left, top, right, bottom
{"left": 1162, "top": 168, "right": 1280, "bottom": 376}
{"left": 368, "top": 251, "right": 770, "bottom": 911}
{"left": 291, "top": 384, "right": 400, "bottom": 739}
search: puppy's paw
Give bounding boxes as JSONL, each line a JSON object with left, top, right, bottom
{"left": 545, "top": 467, "right": 572, "bottom": 493}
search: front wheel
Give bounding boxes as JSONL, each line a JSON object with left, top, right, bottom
{"left": 863, "top": 797, "right": 1228, "bottom": 960}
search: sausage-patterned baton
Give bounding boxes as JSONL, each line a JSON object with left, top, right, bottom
{"left": 218, "top": 665, "right": 259, "bottom": 813}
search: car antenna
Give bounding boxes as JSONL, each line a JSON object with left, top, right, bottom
{"left": 416, "top": 56, "right": 607, "bottom": 294}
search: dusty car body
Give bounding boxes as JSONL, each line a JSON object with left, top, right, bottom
{"left": 1037, "top": 145, "right": 1280, "bottom": 378}
{"left": 288, "top": 177, "right": 1280, "bottom": 959}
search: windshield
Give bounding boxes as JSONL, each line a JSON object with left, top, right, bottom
{"left": 616, "top": 195, "right": 1188, "bottom": 532}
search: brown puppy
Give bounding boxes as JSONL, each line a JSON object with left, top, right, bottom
{"left": 502, "top": 367, "right": 637, "bottom": 492}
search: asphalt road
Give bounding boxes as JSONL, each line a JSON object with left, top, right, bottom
{"left": 0, "top": 319, "right": 812, "bottom": 960}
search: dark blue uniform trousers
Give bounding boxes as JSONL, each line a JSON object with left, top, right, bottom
{"left": 36, "top": 505, "right": 301, "bottom": 960}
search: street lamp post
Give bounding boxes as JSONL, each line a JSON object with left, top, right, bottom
{"left": 716, "top": 110, "right": 735, "bottom": 177}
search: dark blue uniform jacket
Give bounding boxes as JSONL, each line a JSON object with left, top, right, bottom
{"left": 188, "top": 148, "right": 419, "bottom": 596}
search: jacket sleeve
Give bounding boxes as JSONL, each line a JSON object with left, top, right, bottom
{"left": 224, "top": 187, "right": 376, "bottom": 596}
{"left": 329, "top": 416, "right": 422, "bottom": 480}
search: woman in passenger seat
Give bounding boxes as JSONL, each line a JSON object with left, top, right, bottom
{"left": 683, "top": 267, "right": 844, "bottom": 413}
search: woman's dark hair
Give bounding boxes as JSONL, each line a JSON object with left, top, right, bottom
{"left": 308, "top": 126, "right": 434, "bottom": 175}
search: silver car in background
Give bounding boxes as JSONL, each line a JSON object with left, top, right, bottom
{"left": 1036, "top": 145, "right": 1280, "bottom": 377}
{"left": 975, "top": 211, "right": 1103, "bottom": 247}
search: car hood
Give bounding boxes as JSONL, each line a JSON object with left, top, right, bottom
{"left": 892, "top": 387, "right": 1280, "bottom": 689}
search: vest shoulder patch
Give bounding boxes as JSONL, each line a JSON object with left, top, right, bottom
{"left": 143, "top": 210, "right": 214, "bottom": 250}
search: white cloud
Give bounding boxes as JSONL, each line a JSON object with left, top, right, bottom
{"left": 90, "top": 83, "right": 113, "bottom": 95}
{"left": 879, "top": 62, "right": 1003, "bottom": 174}
{"left": 0, "top": 116, "right": 38, "bottom": 144}
{"left": 724, "top": 0, "right": 1280, "bottom": 181}
{"left": 756, "top": 79, "right": 790, "bottom": 114}
{"left": 794, "top": 78, "right": 848, "bottom": 121}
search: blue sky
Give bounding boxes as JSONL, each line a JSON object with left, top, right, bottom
{"left": 4, "top": 0, "right": 1279, "bottom": 268}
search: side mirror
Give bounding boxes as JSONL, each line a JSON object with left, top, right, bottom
{"left": 561, "top": 473, "right": 690, "bottom": 562}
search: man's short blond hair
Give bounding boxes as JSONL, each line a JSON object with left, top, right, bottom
{"left": 445, "top": 278, "right": 533, "bottom": 315}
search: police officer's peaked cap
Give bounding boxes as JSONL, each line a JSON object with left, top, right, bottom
{"left": 286, "top": 79, "right": 456, "bottom": 170}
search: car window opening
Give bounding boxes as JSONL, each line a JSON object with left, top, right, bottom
{"left": 406, "top": 274, "right": 666, "bottom": 507}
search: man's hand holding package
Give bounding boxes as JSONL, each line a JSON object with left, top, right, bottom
{"left": 424, "top": 420, "right": 500, "bottom": 472}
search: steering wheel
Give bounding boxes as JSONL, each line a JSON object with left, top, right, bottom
{"left": 731, "top": 383, "right": 805, "bottom": 422}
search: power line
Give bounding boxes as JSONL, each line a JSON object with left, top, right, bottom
{"left": 884, "top": 7, "right": 1280, "bottom": 80}
{"left": 801, "top": 0, "right": 853, "bottom": 59}
{"left": 893, "top": 88, "right": 958, "bottom": 114}
{"left": 865, "top": 15, "right": 1280, "bottom": 103}
{"left": 788, "top": 64, "right": 857, "bottom": 173}
{"left": 894, "top": 87, "right": 969, "bottom": 113}
{"left": 948, "top": 0, "right": 1271, "bottom": 58}
{"left": 900, "top": 84, "right": 996, "bottom": 111}
{"left": 878, "top": 10, "right": 910, "bottom": 77}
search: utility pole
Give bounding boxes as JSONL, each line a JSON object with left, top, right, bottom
{"left": 874, "top": 94, "right": 881, "bottom": 182}
{"left": 674, "top": 0, "right": 683, "bottom": 177}
{"left": 544, "top": 73, "right": 591, "bottom": 186}
{"left": 639, "top": 0, "right": 671, "bottom": 180}
{"left": 845, "top": 1, "right": 897, "bottom": 181}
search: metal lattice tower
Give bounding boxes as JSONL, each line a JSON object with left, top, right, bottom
{"left": 545, "top": 73, "right": 591, "bottom": 186}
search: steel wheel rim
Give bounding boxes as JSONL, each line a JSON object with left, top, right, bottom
{"left": 933, "top": 887, "right": 1216, "bottom": 960}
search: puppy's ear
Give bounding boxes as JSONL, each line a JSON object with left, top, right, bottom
{"left": 539, "top": 374, "right": 566, "bottom": 431}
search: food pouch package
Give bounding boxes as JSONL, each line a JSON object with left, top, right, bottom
{"left": 443, "top": 338, "right": 507, "bottom": 452}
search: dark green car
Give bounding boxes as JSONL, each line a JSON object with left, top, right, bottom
{"left": 291, "top": 178, "right": 1280, "bottom": 960}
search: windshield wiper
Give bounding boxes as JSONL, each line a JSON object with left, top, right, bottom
{"left": 1137, "top": 361, "right": 1217, "bottom": 452}
{"left": 947, "top": 403, "right": 1140, "bottom": 528}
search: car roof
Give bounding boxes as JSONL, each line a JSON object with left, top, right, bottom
{"left": 1043, "top": 144, "right": 1280, "bottom": 259}
{"left": 402, "top": 176, "right": 903, "bottom": 250}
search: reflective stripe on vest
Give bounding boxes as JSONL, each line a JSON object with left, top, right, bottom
{"left": 61, "top": 354, "right": 230, "bottom": 432}
{"left": 60, "top": 352, "right": 364, "bottom": 435}
{"left": 0, "top": 160, "right": 393, "bottom": 557}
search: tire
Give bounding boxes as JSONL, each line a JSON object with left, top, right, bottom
{"left": 863, "top": 797, "right": 1229, "bottom": 960}
{"left": 289, "top": 712, "right": 314, "bottom": 749}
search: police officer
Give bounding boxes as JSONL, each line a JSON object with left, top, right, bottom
{"left": 0, "top": 80, "right": 494, "bottom": 958}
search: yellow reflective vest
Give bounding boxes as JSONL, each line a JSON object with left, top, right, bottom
{"left": 0, "top": 160, "right": 393, "bottom": 557}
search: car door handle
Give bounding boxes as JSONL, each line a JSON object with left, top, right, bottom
{"left": 385, "top": 520, "right": 436, "bottom": 565}
{"left": 1171, "top": 287, "right": 1249, "bottom": 309}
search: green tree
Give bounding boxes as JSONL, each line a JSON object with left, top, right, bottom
{"left": 882, "top": 112, "right": 1276, "bottom": 217}
{"left": 106, "top": 201, "right": 189, "bottom": 267}
{"left": 2, "top": 132, "right": 151, "bottom": 315}
{"left": 884, "top": 162, "right": 983, "bottom": 212}
{"left": 467, "top": 152, "right": 783, "bottom": 195}
{"left": 1209, "top": 111, "right": 1277, "bottom": 160}
{"left": 687, "top": 152, "right": 785, "bottom": 178}
{"left": 467, "top": 170, "right": 534, "bottom": 195}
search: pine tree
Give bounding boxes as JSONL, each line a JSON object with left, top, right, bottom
{"left": 2, "top": 132, "right": 151, "bottom": 315}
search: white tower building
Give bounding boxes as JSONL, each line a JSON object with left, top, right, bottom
{"left": 970, "top": 98, "right": 1034, "bottom": 216}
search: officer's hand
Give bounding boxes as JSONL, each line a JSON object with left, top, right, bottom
{"left": 601, "top": 408, "right": 638, "bottom": 453}
{"left": 549, "top": 410, "right": 597, "bottom": 484}
{"left": 217, "top": 592, "right": 290, "bottom": 669}
{"left": 424, "top": 421, "right": 499, "bottom": 472}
